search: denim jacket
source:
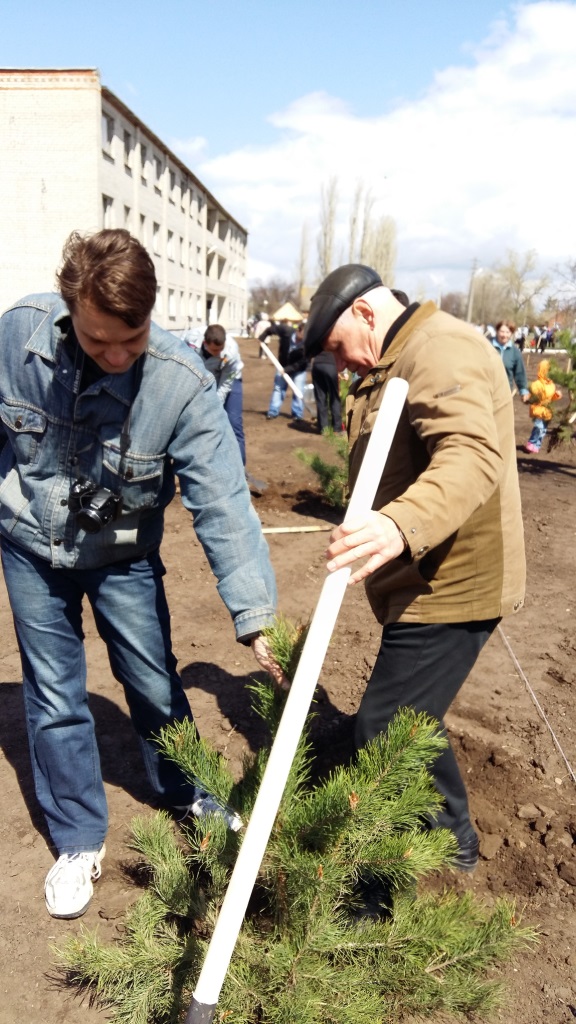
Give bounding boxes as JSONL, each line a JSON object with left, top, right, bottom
{"left": 0, "top": 294, "right": 276, "bottom": 640}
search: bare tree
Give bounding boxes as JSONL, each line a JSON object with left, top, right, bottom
{"left": 493, "top": 249, "right": 550, "bottom": 323}
{"left": 316, "top": 177, "right": 338, "bottom": 279}
{"left": 348, "top": 181, "right": 364, "bottom": 262}
{"left": 297, "top": 222, "right": 310, "bottom": 306}
{"left": 360, "top": 214, "right": 397, "bottom": 283}
{"left": 359, "top": 189, "right": 376, "bottom": 264}
{"left": 441, "top": 292, "right": 467, "bottom": 319}
{"left": 547, "top": 258, "right": 576, "bottom": 330}
{"left": 249, "top": 277, "right": 299, "bottom": 317}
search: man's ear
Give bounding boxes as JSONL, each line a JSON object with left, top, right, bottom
{"left": 352, "top": 297, "right": 375, "bottom": 328}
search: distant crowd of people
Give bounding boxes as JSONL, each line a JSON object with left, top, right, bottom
{"left": 483, "top": 322, "right": 559, "bottom": 352}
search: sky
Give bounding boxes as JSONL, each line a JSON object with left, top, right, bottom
{"left": 3, "top": 0, "right": 576, "bottom": 299}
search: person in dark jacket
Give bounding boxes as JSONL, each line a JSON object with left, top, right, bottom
{"left": 261, "top": 320, "right": 308, "bottom": 420}
{"left": 491, "top": 321, "right": 530, "bottom": 401}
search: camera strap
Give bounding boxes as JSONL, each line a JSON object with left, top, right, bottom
{"left": 70, "top": 343, "right": 145, "bottom": 492}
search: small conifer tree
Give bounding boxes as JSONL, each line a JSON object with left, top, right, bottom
{"left": 296, "top": 431, "right": 349, "bottom": 509}
{"left": 54, "top": 619, "right": 534, "bottom": 1024}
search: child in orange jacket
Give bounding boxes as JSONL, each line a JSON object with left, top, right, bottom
{"left": 523, "top": 359, "right": 562, "bottom": 453}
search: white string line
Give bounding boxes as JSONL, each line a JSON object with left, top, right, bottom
{"left": 497, "top": 624, "right": 576, "bottom": 787}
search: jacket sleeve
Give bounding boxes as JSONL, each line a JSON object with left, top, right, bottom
{"left": 513, "top": 349, "right": 529, "bottom": 394}
{"left": 284, "top": 344, "right": 307, "bottom": 377}
{"left": 380, "top": 333, "right": 508, "bottom": 560}
{"left": 167, "top": 373, "right": 277, "bottom": 639}
{"left": 215, "top": 352, "right": 241, "bottom": 403}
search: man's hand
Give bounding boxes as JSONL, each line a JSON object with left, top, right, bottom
{"left": 251, "top": 635, "right": 291, "bottom": 691}
{"left": 326, "top": 511, "right": 406, "bottom": 585}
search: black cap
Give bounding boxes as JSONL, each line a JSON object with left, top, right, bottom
{"left": 304, "top": 264, "right": 383, "bottom": 358}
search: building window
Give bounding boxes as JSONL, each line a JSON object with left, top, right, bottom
{"left": 102, "top": 114, "right": 114, "bottom": 157}
{"left": 189, "top": 241, "right": 194, "bottom": 270}
{"left": 140, "top": 214, "right": 146, "bottom": 245}
{"left": 140, "top": 144, "right": 148, "bottom": 185}
{"left": 168, "top": 288, "right": 176, "bottom": 320}
{"left": 123, "top": 130, "right": 133, "bottom": 173}
{"left": 124, "top": 205, "right": 132, "bottom": 230}
{"left": 180, "top": 290, "right": 185, "bottom": 317}
{"left": 167, "top": 230, "right": 174, "bottom": 261}
{"left": 155, "top": 286, "right": 163, "bottom": 316}
{"left": 169, "top": 170, "right": 176, "bottom": 204}
{"left": 102, "top": 195, "right": 114, "bottom": 228}
{"left": 179, "top": 236, "right": 185, "bottom": 266}
{"left": 196, "top": 245, "right": 202, "bottom": 272}
{"left": 153, "top": 222, "right": 161, "bottom": 255}
{"left": 154, "top": 155, "right": 163, "bottom": 193}
{"left": 181, "top": 179, "right": 188, "bottom": 212}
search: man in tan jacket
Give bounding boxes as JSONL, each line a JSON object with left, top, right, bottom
{"left": 304, "top": 264, "right": 525, "bottom": 872}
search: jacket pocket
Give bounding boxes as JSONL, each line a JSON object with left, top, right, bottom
{"left": 101, "top": 443, "right": 166, "bottom": 511}
{"left": 0, "top": 400, "right": 46, "bottom": 465}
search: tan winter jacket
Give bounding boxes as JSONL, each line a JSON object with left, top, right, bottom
{"left": 346, "top": 303, "right": 526, "bottom": 625}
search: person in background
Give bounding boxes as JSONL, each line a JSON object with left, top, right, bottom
{"left": 304, "top": 264, "right": 526, "bottom": 876}
{"left": 0, "top": 229, "right": 285, "bottom": 921}
{"left": 261, "top": 320, "right": 308, "bottom": 421}
{"left": 311, "top": 348, "right": 343, "bottom": 433}
{"left": 523, "top": 358, "right": 562, "bottom": 454}
{"left": 490, "top": 321, "right": 530, "bottom": 401}
{"left": 182, "top": 323, "right": 246, "bottom": 465}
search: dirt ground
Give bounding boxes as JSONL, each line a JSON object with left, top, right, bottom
{"left": 0, "top": 340, "right": 575, "bottom": 1024}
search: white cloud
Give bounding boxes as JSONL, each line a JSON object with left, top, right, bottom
{"left": 178, "top": 2, "right": 576, "bottom": 297}
{"left": 170, "top": 135, "right": 209, "bottom": 162}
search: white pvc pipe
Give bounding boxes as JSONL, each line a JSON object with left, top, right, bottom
{"left": 260, "top": 341, "right": 304, "bottom": 400}
{"left": 186, "top": 377, "right": 409, "bottom": 1024}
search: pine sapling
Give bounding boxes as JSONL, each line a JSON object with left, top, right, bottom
{"left": 54, "top": 617, "right": 535, "bottom": 1024}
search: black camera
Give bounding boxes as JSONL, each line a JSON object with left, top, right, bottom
{"left": 68, "top": 478, "right": 122, "bottom": 534}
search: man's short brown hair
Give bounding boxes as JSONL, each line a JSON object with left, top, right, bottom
{"left": 204, "top": 324, "right": 226, "bottom": 345}
{"left": 56, "top": 229, "right": 157, "bottom": 327}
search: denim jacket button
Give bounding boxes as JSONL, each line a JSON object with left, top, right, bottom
{"left": 53, "top": 538, "right": 62, "bottom": 546}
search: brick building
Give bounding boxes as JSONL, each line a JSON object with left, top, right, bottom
{"left": 0, "top": 68, "right": 248, "bottom": 331}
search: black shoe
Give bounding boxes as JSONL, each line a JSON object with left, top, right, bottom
{"left": 452, "top": 831, "right": 479, "bottom": 873}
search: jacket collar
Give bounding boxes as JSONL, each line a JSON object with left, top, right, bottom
{"left": 24, "top": 296, "right": 139, "bottom": 406}
{"left": 353, "top": 301, "right": 437, "bottom": 394}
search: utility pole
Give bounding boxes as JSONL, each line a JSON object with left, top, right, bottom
{"left": 466, "top": 258, "right": 478, "bottom": 322}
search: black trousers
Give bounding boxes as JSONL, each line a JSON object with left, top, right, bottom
{"left": 355, "top": 619, "right": 500, "bottom": 842}
{"left": 312, "top": 356, "right": 342, "bottom": 432}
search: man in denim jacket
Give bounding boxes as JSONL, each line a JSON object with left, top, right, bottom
{"left": 0, "top": 229, "right": 283, "bottom": 920}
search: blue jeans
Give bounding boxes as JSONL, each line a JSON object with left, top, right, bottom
{"left": 1, "top": 536, "right": 198, "bottom": 854}
{"left": 528, "top": 417, "right": 547, "bottom": 450}
{"left": 224, "top": 377, "right": 246, "bottom": 465}
{"left": 267, "top": 371, "right": 306, "bottom": 419}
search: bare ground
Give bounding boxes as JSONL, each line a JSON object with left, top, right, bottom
{"left": 0, "top": 341, "right": 575, "bottom": 1023}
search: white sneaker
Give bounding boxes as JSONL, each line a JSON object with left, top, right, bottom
{"left": 174, "top": 792, "right": 243, "bottom": 832}
{"left": 45, "top": 845, "right": 106, "bottom": 919}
